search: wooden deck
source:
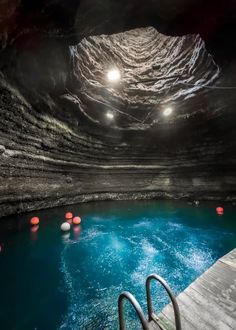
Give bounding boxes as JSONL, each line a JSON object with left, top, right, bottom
{"left": 157, "top": 249, "right": 236, "bottom": 330}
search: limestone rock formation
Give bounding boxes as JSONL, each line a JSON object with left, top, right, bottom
{"left": 0, "top": 1, "right": 236, "bottom": 217}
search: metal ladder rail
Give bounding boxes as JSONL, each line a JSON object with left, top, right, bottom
{"left": 146, "top": 274, "right": 182, "bottom": 330}
{"left": 118, "top": 291, "right": 149, "bottom": 330}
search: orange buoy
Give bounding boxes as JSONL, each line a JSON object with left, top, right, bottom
{"left": 73, "top": 216, "right": 81, "bottom": 225}
{"left": 65, "top": 212, "right": 73, "bottom": 220}
{"left": 30, "top": 217, "right": 40, "bottom": 226}
{"left": 216, "top": 206, "right": 224, "bottom": 215}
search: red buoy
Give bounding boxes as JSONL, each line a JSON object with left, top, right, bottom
{"left": 65, "top": 212, "right": 73, "bottom": 220}
{"left": 73, "top": 216, "right": 81, "bottom": 225}
{"left": 216, "top": 207, "right": 224, "bottom": 215}
{"left": 30, "top": 217, "right": 40, "bottom": 226}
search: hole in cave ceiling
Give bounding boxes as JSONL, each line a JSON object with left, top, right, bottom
{"left": 66, "top": 26, "right": 219, "bottom": 130}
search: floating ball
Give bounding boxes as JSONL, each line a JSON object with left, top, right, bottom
{"left": 30, "top": 217, "right": 40, "bottom": 226}
{"left": 216, "top": 206, "right": 224, "bottom": 215}
{"left": 61, "top": 222, "right": 71, "bottom": 232}
{"left": 73, "top": 216, "right": 81, "bottom": 225}
{"left": 65, "top": 212, "right": 73, "bottom": 220}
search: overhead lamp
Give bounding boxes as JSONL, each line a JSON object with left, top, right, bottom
{"left": 106, "top": 112, "right": 114, "bottom": 120}
{"left": 163, "top": 107, "right": 173, "bottom": 117}
{"left": 107, "top": 69, "right": 121, "bottom": 82}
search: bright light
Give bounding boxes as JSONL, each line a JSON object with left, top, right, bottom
{"left": 107, "top": 69, "right": 121, "bottom": 82}
{"left": 163, "top": 107, "right": 173, "bottom": 117}
{"left": 106, "top": 112, "right": 114, "bottom": 120}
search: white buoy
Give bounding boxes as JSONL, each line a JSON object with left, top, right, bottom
{"left": 61, "top": 222, "right": 71, "bottom": 232}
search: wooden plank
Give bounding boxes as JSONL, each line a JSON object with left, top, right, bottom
{"left": 147, "top": 312, "right": 175, "bottom": 330}
{"left": 199, "top": 269, "right": 236, "bottom": 293}
{"left": 157, "top": 312, "right": 175, "bottom": 330}
{"left": 220, "top": 249, "right": 236, "bottom": 265}
{"left": 178, "top": 291, "right": 216, "bottom": 330}
{"left": 159, "top": 249, "right": 236, "bottom": 330}
{"left": 161, "top": 301, "right": 199, "bottom": 330}
{"left": 194, "top": 277, "right": 236, "bottom": 315}
{"left": 184, "top": 288, "right": 235, "bottom": 329}
{"left": 148, "top": 319, "right": 164, "bottom": 330}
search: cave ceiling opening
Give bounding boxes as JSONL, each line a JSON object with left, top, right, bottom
{"left": 69, "top": 27, "right": 220, "bottom": 130}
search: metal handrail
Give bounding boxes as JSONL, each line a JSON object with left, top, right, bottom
{"left": 118, "top": 291, "right": 149, "bottom": 330}
{"left": 146, "top": 274, "right": 182, "bottom": 330}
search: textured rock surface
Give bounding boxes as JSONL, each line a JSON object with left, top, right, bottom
{"left": 69, "top": 27, "right": 219, "bottom": 128}
{"left": 0, "top": 2, "right": 236, "bottom": 217}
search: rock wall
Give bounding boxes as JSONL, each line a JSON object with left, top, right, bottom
{"left": 0, "top": 2, "right": 236, "bottom": 217}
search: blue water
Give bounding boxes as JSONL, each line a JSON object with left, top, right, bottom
{"left": 0, "top": 200, "right": 235, "bottom": 329}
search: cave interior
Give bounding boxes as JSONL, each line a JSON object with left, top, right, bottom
{"left": 0, "top": 0, "right": 236, "bottom": 218}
